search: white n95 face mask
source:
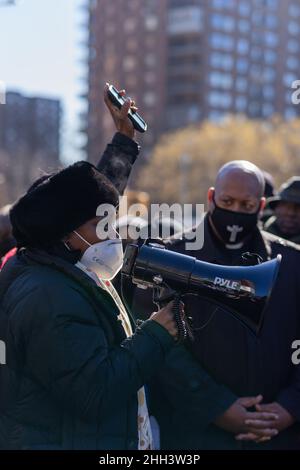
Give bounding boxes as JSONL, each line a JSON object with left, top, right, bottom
{"left": 74, "top": 230, "right": 124, "bottom": 281}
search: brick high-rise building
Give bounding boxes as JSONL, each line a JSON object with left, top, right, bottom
{"left": 84, "top": 0, "right": 300, "bottom": 163}
{"left": 0, "top": 91, "right": 61, "bottom": 203}
{"left": 203, "top": 0, "right": 300, "bottom": 121}
{"left": 84, "top": 0, "right": 168, "bottom": 164}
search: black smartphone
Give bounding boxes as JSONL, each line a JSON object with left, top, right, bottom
{"left": 107, "top": 84, "right": 148, "bottom": 133}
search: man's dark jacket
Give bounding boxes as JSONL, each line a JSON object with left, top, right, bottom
{"left": 264, "top": 215, "right": 300, "bottom": 245}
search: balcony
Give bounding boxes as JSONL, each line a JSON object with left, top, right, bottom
{"left": 167, "top": 6, "right": 203, "bottom": 36}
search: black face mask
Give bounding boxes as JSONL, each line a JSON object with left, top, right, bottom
{"left": 210, "top": 199, "right": 260, "bottom": 246}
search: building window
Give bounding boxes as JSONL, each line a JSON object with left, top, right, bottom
{"left": 210, "top": 52, "right": 234, "bottom": 70}
{"left": 211, "top": 14, "right": 235, "bottom": 32}
{"left": 239, "top": 2, "right": 251, "bottom": 17}
{"left": 263, "top": 68, "right": 276, "bottom": 82}
{"left": 167, "top": 6, "right": 203, "bottom": 35}
{"left": 236, "top": 58, "right": 249, "bottom": 73}
{"left": 265, "top": 15, "right": 278, "bottom": 29}
{"left": 145, "top": 15, "right": 159, "bottom": 31}
{"left": 123, "top": 56, "right": 136, "bottom": 71}
{"left": 212, "top": 0, "right": 235, "bottom": 9}
{"left": 265, "top": 0, "right": 278, "bottom": 9}
{"left": 237, "top": 38, "right": 249, "bottom": 54}
{"left": 252, "top": 11, "right": 264, "bottom": 27}
{"left": 124, "top": 18, "right": 136, "bottom": 33}
{"left": 289, "top": 4, "right": 300, "bottom": 17}
{"left": 209, "top": 71, "right": 233, "bottom": 89}
{"left": 235, "top": 77, "right": 248, "bottom": 92}
{"left": 283, "top": 73, "right": 298, "bottom": 87}
{"left": 235, "top": 96, "right": 247, "bottom": 111}
{"left": 288, "top": 21, "right": 300, "bottom": 35}
{"left": 208, "top": 91, "right": 232, "bottom": 108}
{"left": 143, "top": 92, "right": 156, "bottom": 106}
{"left": 145, "top": 53, "right": 157, "bottom": 67}
{"left": 265, "top": 31, "right": 278, "bottom": 47}
{"left": 187, "top": 105, "right": 201, "bottom": 122}
{"left": 264, "top": 49, "right": 277, "bottom": 64}
{"left": 210, "top": 33, "right": 234, "bottom": 51}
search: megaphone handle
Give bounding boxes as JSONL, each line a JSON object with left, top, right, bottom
{"left": 172, "top": 294, "right": 188, "bottom": 343}
{"left": 152, "top": 289, "right": 192, "bottom": 343}
{"left": 153, "top": 287, "right": 187, "bottom": 342}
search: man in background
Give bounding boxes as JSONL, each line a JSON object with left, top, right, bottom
{"left": 264, "top": 177, "right": 300, "bottom": 245}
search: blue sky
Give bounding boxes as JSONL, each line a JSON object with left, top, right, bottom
{"left": 0, "top": 0, "right": 87, "bottom": 162}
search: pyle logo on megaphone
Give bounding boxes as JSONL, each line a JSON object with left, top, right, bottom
{"left": 214, "top": 277, "right": 240, "bottom": 290}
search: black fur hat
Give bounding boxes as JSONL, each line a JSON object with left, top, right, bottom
{"left": 10, "top": 161, "right": 119, "bottom": 248}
